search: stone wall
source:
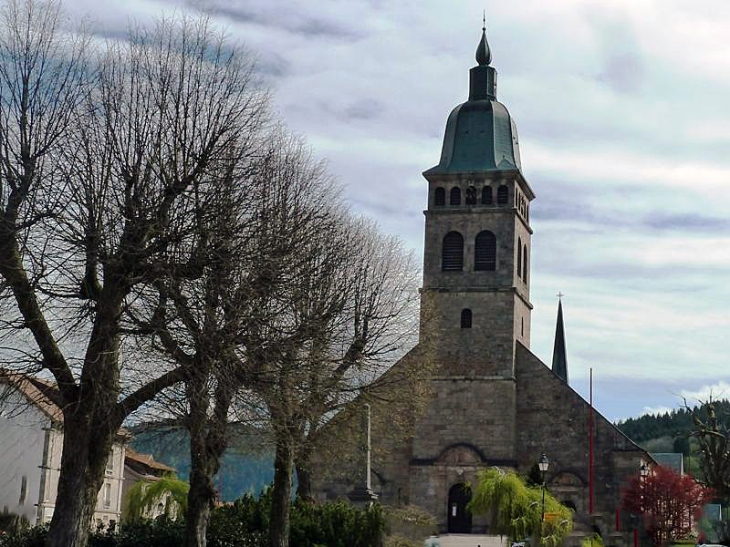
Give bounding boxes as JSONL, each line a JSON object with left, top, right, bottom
{"left": 515, "top": 342, "right": 647, "bottom": 536}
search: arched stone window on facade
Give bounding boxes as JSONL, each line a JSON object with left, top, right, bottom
{"left": 497, "top": 184, "right": 508, "bottom": 205}
{"left": 450, "top": 187, "right": 461, "bottom": 205}
{"left": 435, "top": 187, "right": 445, "bottom": 206}
{"left": 442, "top": 231, "right": 464, "bottom": 271}
{"left": 517, "top": 237, "right": 522, "bottom": 279}
{"left": 522, "top": 244, "right": 528, "bottom": 282}
{"left": 461, "top": 309, "right": 472, "bottom": 329}
{"left": 481, "top": 186, "right": 492, "bottom": 205}
{"left": 465, "top": 186, "right": 477, "bottom": 205}
{"left": 474, "top": 231, "right": 497, "bottom": 271}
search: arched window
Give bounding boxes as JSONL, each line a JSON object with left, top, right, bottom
{"left": 450, "top": 187, "right": 461, "bottom": 205}
{"left": 497, "top": 185, "right": 508, "bottom": 205}
{"left": 474, "top": 231, "right": 497, "bottom": 271}
{"left": 517, "top": 237, "right": 522, "bottom": 278}
{"left": 461, "top": 309, "right": 472, "bottom": 329}
{"left": 435, "top": 187, "right": 445, "bottom": 206}
{"left": 481, "top": 186, "right": 492, "bottom": 205}
{"left": 522, "top": 244, "right": 528, "bottom": 282}
{"left": 465, "top": 186, "right": 477, "bottom": 205}
{"left": 442, "top": 232, "right": 464, "bottom": 271}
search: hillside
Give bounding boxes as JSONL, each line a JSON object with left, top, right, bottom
{"left": 615, "top": 399, "right": 730, "bottom": 453}
{"left": 129, "top": 422, "right": 275, "bottom": 503}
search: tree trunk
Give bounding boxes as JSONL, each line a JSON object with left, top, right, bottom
{"left": 46, "top": 412, "right": 116, "bottom": 547}
{"left": 269, "top": 436, "right": 295, "bottom": 547}
{"left": 294, "top": 444, "right": 314, "bottom": 502}
{"left": 184, "top": 473, "right": 214, "bottom": 547}
{"left": 46, "top": 290, "right": 124, "bottom": 547}
{"left": 183, "top": 373, "right": 233, "bottom": 547}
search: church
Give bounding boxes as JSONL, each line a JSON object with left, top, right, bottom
{"left": 313, "top": 23, "right": 648, "bottom": 539}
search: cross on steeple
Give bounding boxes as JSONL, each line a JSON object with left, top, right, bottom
{"left": 557, "top": 292, "right": 565, "bottom": 300}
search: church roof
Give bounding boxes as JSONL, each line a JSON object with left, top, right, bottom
{"left": 424, "top": 24, "right": 522, "bottom": 177}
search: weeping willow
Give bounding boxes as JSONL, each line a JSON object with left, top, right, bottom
{"left": 123, "top": 474, "right": 190, "bottom": 523}
{"left": 468, "top": 468, "right": 573, "bottom": 547}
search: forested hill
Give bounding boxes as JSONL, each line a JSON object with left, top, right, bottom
{"left": 615, "top": 399, "right": 730, "bottom": 445}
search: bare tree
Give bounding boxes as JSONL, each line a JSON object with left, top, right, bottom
{"left": 132, "top": 128, "right": 338, "bottom": 547}
{"left": 689, "top": 399, "right": 730, "bottom": 499}
{"left": 235, "top": 208, "right": 419, "bottom": 547}
{"left": 0, "top": 4, "right": 267, "bottom": 545}
{"left": 291, "top": 221, "right": 420, "bottom": 501}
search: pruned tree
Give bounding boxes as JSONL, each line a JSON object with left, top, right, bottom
{"left": 236, "top": 213, "right": 420, "bottom": 547}
{"left": 0, "top": 3, "right": 267, "bottom": 545}
{"left": 622, "top": 465, "right": 712, "bottom": 547}
{"left": 131, "top": 128, "right": 341, "bottom": 547}
{"left": 290, "top": 221, "right": 420, "bottom": 501}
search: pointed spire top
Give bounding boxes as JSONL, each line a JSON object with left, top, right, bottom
{"left": 552, "top": 296, "right": 569, "bottom": 384}
{"left": 476, "top": 13, "right": 492, "bottom": 66}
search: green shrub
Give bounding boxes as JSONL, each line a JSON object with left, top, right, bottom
{"left": 384, "top": 534, "right": 421, "bottom": 547}
{"left": 0, "top": 525, "right": 47, "bottom": 547}
{"left": 289, "top": 500, "right": 384, "bottom": 547}
{"left": 582, "top": 533, "right": 604, "bottom": 547}
{"left": 0, "top": 492, "right": 384, "bottom": 547}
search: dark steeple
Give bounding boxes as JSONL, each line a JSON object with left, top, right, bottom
{"left": 551, "top": 297, "right": 568, "bottom": 383}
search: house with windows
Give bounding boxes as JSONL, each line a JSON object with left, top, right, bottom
{"left": 122, "top": 448, "right": 179, "bottom": 521}
{"left": 0, "top": 371, "right": 127, "bottom": 528}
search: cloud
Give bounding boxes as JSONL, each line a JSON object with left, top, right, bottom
{"left": 641, "top": 213, "right": 730, "bottom": 232}
{"left": 344, "top": 99, "right": 384, "bottom": 121}
{"left": 641, "top": 406, "right": 674, "bottom": 417}
{"left": 680, "top": 382, "right": 730, "bottom": 405}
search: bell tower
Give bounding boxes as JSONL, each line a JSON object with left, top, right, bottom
{"left": 419, "top": 22, "right": 535, "bottom": 379}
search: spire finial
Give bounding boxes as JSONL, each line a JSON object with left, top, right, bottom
{"left": 476, "top": 13, "right": 492, "bottom": 66}
{"left": 557, "top": 292, "right": 565, "bottom": 300}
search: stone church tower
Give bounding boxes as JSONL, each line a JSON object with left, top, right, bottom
{"left": 314, "top": 24, "right": 649, "bottom": 539}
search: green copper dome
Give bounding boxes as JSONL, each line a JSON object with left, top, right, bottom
{"left": 424, "top": 27, "right": 522, "bottom": 176}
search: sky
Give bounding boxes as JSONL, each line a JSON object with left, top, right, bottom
{"left": 60, "top": 0, "right": 730, "bottom": 422}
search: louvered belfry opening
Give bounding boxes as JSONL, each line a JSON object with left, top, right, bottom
{"left": 450, "top": 187, "right": 461, "bottom": 205}
{"left": 497, "top": 185, "right": 508, "bottom": 205}
{"left": 435, "top": 187, "right": 446, "bottom": 206}
{"left": 481, "top": 186, "right": 492, "bottom": 205}
{"left": 474, "top": 231, "right": 497, "bottom": 271}
{"left": 442, "top": 231, "right": 464, "bottom": 271}
{"left": 466, "top": 186, "right": 477, "bottom": 205}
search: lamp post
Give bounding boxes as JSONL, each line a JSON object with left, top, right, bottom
{"left": 539, "top": 453, "right": 550, "bottom": 521}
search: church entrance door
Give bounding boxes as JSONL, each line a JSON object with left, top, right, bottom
{"left": 447, "top": 483, "right": 472, "bottom": 533}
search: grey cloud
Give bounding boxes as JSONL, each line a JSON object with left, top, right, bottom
{"left": 257, "top": 52, "right": 290, "bottom": 79}
{"left": 344, "top": 99, "right": 384, "bottom": 121}
{"left": 294, "top": 19, "right": 359, "bottom": 40}
{"left": 642, "top": 212, "right": 730, "bottom": 232}
{"left": 180, "top": 0, "right": 361, "bottom": 40}
{"left": 597, "top": 52, "right": 644, "bottom": 94}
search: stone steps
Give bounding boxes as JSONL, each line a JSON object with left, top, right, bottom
{"left": 436, "top": 534, "right": 507, "bottom": 547}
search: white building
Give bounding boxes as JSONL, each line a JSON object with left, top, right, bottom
{"left": 0, "top": 372, "right": 127, "bottom": 528}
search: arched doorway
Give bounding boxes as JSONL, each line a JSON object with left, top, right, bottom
{"left": 447, "top": 483, "right": 472, "bottom": 533}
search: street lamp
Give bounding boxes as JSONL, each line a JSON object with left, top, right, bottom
{"left": 640, "top": 462, "right": 648, "bottom": 480}
{"left": 539, "top": 453, "right": 550, "bottom": 521}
